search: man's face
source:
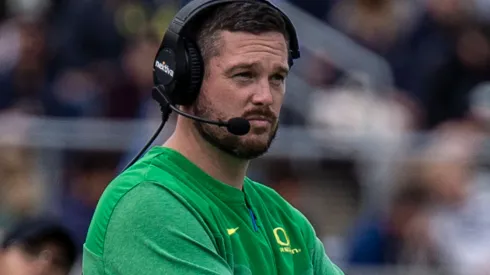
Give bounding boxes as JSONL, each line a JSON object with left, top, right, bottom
{"left": 0, "top": 242, "right": 70, "bottom": 275}
{"left": 192, "top": 31, "right": 289, "bottom": 159}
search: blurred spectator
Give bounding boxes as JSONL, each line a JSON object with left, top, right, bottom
{"left": 418, "top": 119, "right": 490, "bottom": 275}
{"left": 106, "top": 35, "right": 160, "bottom": 118}
{"left": 301, "top": 49, "right": 343, "bottom": 91}
{"left": 328, "top": 0, "right": 420, "bottom": 55}
{"left": 0, "top": 19, "right": 50, "bottom": 115}
{"left": 421, "top": 24, "right": 490, "bottom": 129}
{"left": 346, "top": 183, "right": 433, "bottom": 267}
{"left": 307, "top": 85, "right": 414, "bottom": 137}
{"left": 287, "top": 0, "right": 333, "bottom": 21}
{"left": 46, "top": 68, "right": 105, "bottom": 117}
{"left": 60, "top": 150, "right": 121, "bottom": 253}
{"left": 420, "top": 120, "right": 482, "bottom": 206}
{"left": 0, "top": 217, "right": 77, "bottom": 275}
{"left": 385, "top": 0, "right": 462, "bottom": 121}
{"left": 267, "top": 159, "right": 302, "bottom": 206}
{"left": 50, "top": 0, "right": 125, "bottom": 70}
{"left": 0, "top": 147, "right": 44, "bottom": 226}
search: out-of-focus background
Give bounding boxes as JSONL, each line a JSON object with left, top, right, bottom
{"left": 1, "top": 0, "right": 490, "bottom": 274}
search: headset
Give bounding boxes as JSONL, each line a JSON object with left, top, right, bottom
{"left": 123, "top": 0, "right": 301, "bottom": 170}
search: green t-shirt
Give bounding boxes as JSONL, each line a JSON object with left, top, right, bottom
{"left": 82, "top": 146, "right": 344, "bottom": 275}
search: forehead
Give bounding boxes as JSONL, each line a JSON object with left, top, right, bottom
{"left": 215, "top": 31, "right": 289, "bottom": 68}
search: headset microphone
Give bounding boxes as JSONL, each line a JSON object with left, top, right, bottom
{"left": 226, "top": 117, "right": 251, "bottom": 136}
{"left": 152, "top": 85, "right": 251, "bottom": 136}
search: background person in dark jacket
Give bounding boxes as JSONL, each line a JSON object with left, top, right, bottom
{"left": 0, "top": 217, "right": 77, "bottom": 275}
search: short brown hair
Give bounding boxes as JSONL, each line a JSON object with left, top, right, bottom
{"left": 192, "top": 2, "right": 289, "bottom": 65}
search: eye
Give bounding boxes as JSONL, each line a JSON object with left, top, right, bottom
{"left": 233, "top": 72, "right": 254, "bottom": 80}
{"left": 270, "top": 74, "right": 286, "bottom": 85}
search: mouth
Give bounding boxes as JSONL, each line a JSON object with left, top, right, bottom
{"left": 246, "top": 117, "right": 274, "bottom": 129}
{"left": 246, "top": 116, "right": 274, "bottom": 123}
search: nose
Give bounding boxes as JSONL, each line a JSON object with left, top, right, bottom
{"left": 251, "top": 79, "right": 273, "bottom": 106}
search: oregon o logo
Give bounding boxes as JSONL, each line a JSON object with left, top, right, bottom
{"left": 273, "top": 227, "right": 290, "bottom": 246}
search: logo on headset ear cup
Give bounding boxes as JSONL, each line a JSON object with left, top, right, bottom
{"left": 154, "top": 48, "right": 177, "bottom": 86}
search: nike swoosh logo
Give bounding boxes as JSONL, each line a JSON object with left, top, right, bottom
{"left": 227, "top": 227, "right": 239, "bottom": 236}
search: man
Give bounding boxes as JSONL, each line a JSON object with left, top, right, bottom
{"left": 83, "top": 1, "right": 344, "bottom": 274}
{"left": 0, "top": 217, "right": 77, "bottom": 275}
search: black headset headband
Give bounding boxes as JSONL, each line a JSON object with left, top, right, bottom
{"left": 171, "top": 0, "right": 300, "bottom": 59}
{"left": 152, "top": 0, "right": 300, "bottom": 106}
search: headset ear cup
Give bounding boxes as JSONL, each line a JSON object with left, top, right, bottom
{"left": 177, "top": 41, "right": 203, "bottom": 106}
{"left": 188, "top": 43, "right": 204, "bottom": 95}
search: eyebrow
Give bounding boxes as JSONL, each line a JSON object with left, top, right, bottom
{"left": 224, "top": 62, "right": 289, "bottom": 76}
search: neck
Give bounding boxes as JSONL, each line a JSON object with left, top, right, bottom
{"left": 163, "top": 119, "right": 249, "bottom": 189}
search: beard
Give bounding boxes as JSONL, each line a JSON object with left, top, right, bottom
{"left": 192, "top": 95, "right": 278, "bottom": 160}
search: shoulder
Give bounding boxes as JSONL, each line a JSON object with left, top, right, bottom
{"left": 84, "top": 164, "right": 208, "bottom": 257}
{"left": 84, "top": 180, "right": 222, "bottom": 273}
{"left": 105, "top": 181, "right": 212, "bottom": 240}
{"left": 90, "top": 153, "right": 199, "bottom": 226}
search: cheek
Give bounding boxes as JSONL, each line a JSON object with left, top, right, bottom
{"left": 273, "top": 90, "right": 285, "bottom": 112}
{"left": 201, "top": 78, "right": 244, "bottom": 112}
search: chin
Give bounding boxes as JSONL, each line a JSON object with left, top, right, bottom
{"left": 242, "top": 133, "right": 271, "bottom": 147}
{"left": 232, "top": 135, "right": 273, "bottom": 159}
{"left": 243, "top": 141, "right": 270, "bottom": 152}
{"left": 232, "top": 146, "right": 270, "bottom": 159}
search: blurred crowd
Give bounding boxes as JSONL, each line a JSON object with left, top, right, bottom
{"left": 296, "top": 0, "right": 490, "bottom": 131}
{"left": 1, "top": 0, "right": 490, "bottom": 274}
{"left": 288, "top": 1, "right": 490, "bottom": 274}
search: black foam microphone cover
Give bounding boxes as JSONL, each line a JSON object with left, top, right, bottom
{"left": 226, "top": 117, "right": 250, "bottom": 136}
